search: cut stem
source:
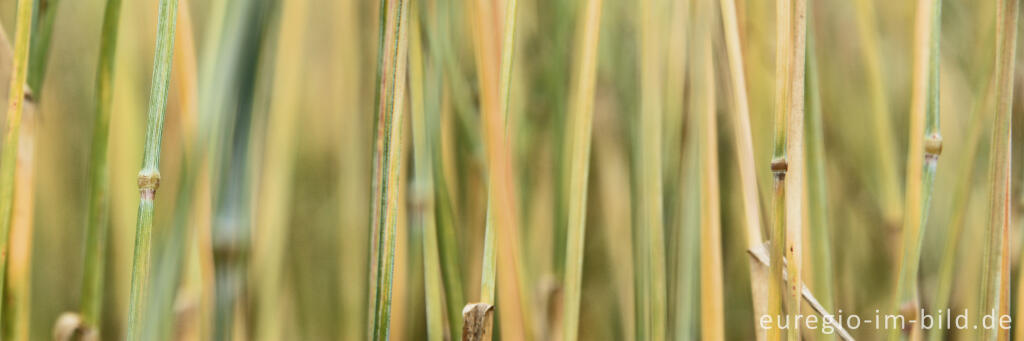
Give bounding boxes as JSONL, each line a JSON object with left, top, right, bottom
{"left": 125, "top": 0, "right": 180, "bottom": 338}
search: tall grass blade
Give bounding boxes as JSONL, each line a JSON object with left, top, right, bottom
{"left": 889, "top": 0, "right": 942, "bottom": 339}
{"left": 980, "top": 0, "right": 1017, "bottom": 339}
{"left": 694, "top": 0, "right": 722, "bottom": 336}
{"left": 369, "top": 0, "right": 411, "bottom": 338}
{"left": 636, "top": 0, "right": 668, "bottom": 338}
{"left": 78, "top": 0, "right": 123, "bottom": 333}
{"left": 853, "top": 0, "right": 903, "bottom": 227}
{"left": 26, "top": 0, "right": 59, "bottom": 95}
{"left": 560, "top": 0, "right": 603, "bottom": 339}
{"left": 410, "top": 0, "right": 447, "bottom": 338}
{"left": 804, "top": 17, "right": 834, "bottom": 313}
{"left": 718, "top": 0, "right": 772, "bottom": 338}
{"left": 0, "top": 0, "right": 33, "bottom": 332}
{"left": 125, "top": 0, "right": 180, "bottom": 338}
{"left": 252, "top": 0, "right": 307, "bottom": 339}
{"left": 769, "top": 0, "right": 807, "bottom": 339}
{"left": 470, "top": 0, "right": 530, "bottom": 337}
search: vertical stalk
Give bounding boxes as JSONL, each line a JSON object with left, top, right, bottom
{"left": 980, "top": 0, "right": 1017, "bottom": 340}
{"left": 26, "top": 0, "right": 60, "bottom": 95}
{"left": 637, "top": 0, "right": 667, "bottom": 338}
{"left": 409, "top": 1, "right": 447, "bottom": 339}
{"left": 423, "top": 0, "right": 466, "bottom": 333}
{"left": 769, "top": 0, "right": 806, "bottom": 339}
{"left": 694, "top": 0, "right": 722, "bottom": 336}
{"left": 252, "top": 0, "right": 306, "bottom": 339}
{"left": 718, "top": 0, "right": 771, "bottom": 338}
{"left": 889, "top": 0, "right": 941, "bottom": 339}
{"left": 804, "top": 19, "right": 834, "bottom": 313}
{"left": 369, "top": 0, "right": 410, "bottom": 339}
{"left": 79, "top": 0, "right": 123, "bottom": 331}
{"left": 560, "top": 0, "right": 603, "bottom": 339}
{"left": 0, "top": 0, "right": 33, "bottom": 331}
{"left": 853, "top": 0, "right": 903, "bottom": 227}
{"left": 125, "top": 0, "right": 179, "bottom": 338}
{"left": 6, "top": 100, "right": 34, "bottom": 341}
{"left": 469, "top": 0, "right": 530, "bottom": 337}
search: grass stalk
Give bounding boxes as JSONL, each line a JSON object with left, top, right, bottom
{"left": 853, "top": 0, "right": 903, "bottom": 227}
{"left": 125, "top": 0, "right": 180, "bottom": 338}
{"left": 928, "top": 81, "right": 989, "bottom": 341}
{"left": 560, "top": 0, "right": 603, "bottom": 339}
{"left": 718, "top": 0, "right": 772, "bottom": 338}
{"left": 637, "top": 0, "right": 667, "bottom": 338}
{"left": 889, "top": 0, "right": 942, "bottom": 339}
{"left": 369, "top": 0, "right": 410, "bottom": 338}
{"left": 26, "top": 0, "right": 59, "bottom": 95}
{"left": 78, "top": 0, "right": 123, "bottom": 331}
{"left": 470, "top": 0, "right": 530, "bottom": 337}
{"left": 422, "top": 0, "right": 466, "bottom": 332}
{"left": 252, "top": 0, "right": 306, "bottom": 339}
{"left": 980, "top": 0, "right": 1017, "bottom": 339}
{"left": 409, "top": 1, "right": 447, "bottom": 339}
{"left": 6, "top": 94, "right": 35, "bottom": 341}
{"left": 769, "top": 0, "right": 807, "bottom": 339}
{"left": 804, "top": 19, "right": 834, "bottom": 313}
{"left": 694, "top": 0, "right": 722, "bottom": 336}
{"left": 0, "top": 0, "right": 33, "bottom": 332}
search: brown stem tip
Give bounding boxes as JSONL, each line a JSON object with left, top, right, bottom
{"left": 462, "top": 303, "right": 495, "bottom": 341}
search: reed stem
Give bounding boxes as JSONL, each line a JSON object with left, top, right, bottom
{"left": 79, "top": 0, "right": 123, "bottom": 330}
{"left": 804, "top": 20, "right": 834, "bottom": 313}
{"left": 694, "top": 0, "right": 722, "bottom": 335}
{"left": 560, "top": 0, "right": 603, "bottom": 339}
{"left": 718, "top": 0, "right": 772, "bottom": 338}
{"left": 409, "top": 1, "right": 447, "bottom": 339}
{"left": 889, "top": 0, "right": 942, "bottom": 339}
{"left": 980, "top": 0, "right": 1017, "bottom": 340}
{"left": 637, "top": 0, "right": 667, "bottom": 338}
{"left": 470, "top": 0, "right": 530, "bottom": 337}
{"left": 125, "top": 0, "right": 180, "bottom": 338}
{"left": 0, "top": 0, "right": 33, "bottom": 332}
{"left": 369, "top": 0, "right": 410, "bottom": 339}
{"left": 252, "top": 0, "right": 306, "bottom": 339}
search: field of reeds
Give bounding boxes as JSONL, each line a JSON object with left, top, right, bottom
{"left": 0, "top": 0, "right": 1023, "bottom": 339}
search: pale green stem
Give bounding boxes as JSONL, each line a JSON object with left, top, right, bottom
{"left": 80, "top": 0, "right": 123, "bottom": 329}
{"left": 125, "top": 0, "right": 179, "bottom": 338}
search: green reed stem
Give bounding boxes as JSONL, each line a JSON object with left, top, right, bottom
{"left": 369, "top": 0, "right": 410, "bottom": 339}
{"left": 889, "top": 0, "right": 941, "bottom": 339}
{"left": 79, "top": 0, "right": 123, "bottom": 330}
{"left": 410, "top": 2, "right": 446, "bottom": 339}
{"left": 804, "top": 22, "right": 834, "bottom": 313}
{"left": 125, "top": 0, "right": 179, "bottom": 338}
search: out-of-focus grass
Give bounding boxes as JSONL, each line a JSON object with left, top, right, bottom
{"left": 2, "top": 0, "right": 1022, "bottom": 340}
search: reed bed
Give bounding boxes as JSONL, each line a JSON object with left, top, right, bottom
{"left": 0, "top": 0, "right": 1021, "bottom": 340}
